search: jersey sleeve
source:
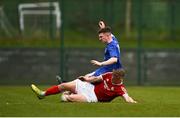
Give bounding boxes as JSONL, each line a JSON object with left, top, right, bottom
{"left": 117, "top": 86, "right": 128, "bottom": 96}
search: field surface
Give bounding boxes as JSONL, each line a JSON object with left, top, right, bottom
{"left": 0, "top": 86, "right": 180, "bottom": 117}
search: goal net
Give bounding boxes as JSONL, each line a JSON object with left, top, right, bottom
{"left": 18, "top": 2, "right": 61, "bottom": 39}
{"left": 0, "top": 7, "right": 15, "bottom": 38}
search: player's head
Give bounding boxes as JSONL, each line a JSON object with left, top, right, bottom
{"left": 112, "top": 69, "right": 125, "bottom": 80}
{"left": 98, "top": 26, "right": 112, "bottom": 43}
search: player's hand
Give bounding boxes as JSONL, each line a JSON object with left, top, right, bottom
{"left": 91, "top": 60, "right": 102, "bottom": 66}
{"left": 78, "top": 76, "right": 89, "bottom": 81}
{"left": 99, "top": 21, "right": 105, "bottom": 29}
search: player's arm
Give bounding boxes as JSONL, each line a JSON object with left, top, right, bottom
{"left": 91, "top": 57, "right": 117, "bottom": 66}
{"left": 78, "top": 75, "right": 103, "bottom": 83}
{"left": 122, "top": 94, "right": 137, "bottom": 103}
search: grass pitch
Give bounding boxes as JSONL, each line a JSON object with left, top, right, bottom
{"left": 0, "top": 86, "right": 180, "bottom": 117}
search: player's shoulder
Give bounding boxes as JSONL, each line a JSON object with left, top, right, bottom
{"left": 102, "top": 72, "right": 113, "bottom": 79}
{"left": 104, "top": 72, "right": 113, "bottom": 75}
{"left": 108, "top": 38, "right": 119, "bottom": 47}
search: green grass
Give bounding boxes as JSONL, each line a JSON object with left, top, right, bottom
{"left": 1, "top": 86, "right": 180, "bottom": 117}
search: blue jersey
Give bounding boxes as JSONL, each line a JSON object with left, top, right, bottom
{"left": 93, "top": 35, "right": 123, "bottom": 76}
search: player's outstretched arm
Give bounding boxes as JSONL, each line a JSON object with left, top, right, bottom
{"left": 78, "top": 75, "right": 103, "bottom": 83}
{"left": 122, "top": 94, "right": 137, "bottom": 103}
{"left": 91, "top": 57, "right": 117, "bottom": 66}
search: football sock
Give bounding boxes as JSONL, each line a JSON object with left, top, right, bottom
{"left": 45, "top": 85, "right": 61, "bottom": 96}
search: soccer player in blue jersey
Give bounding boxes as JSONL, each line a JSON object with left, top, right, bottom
{"left": 86, "top": 21, "right": 123, "bottom": 77}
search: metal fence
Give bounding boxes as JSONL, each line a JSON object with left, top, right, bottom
{"left": 0, "top": 0, "right": 180, "bottom": 86}
{"left": 0, "top": 48, "right": 179, "bottom": 86}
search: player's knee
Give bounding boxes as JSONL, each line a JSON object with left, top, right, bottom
{"left": 66, "top": 95, "right": 76, "bottom": 102}
{"left": 58, "top": 83, "right": 66, "bottom": 90}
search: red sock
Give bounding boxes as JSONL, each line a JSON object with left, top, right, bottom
{"left": 45, "top": 85, "right": 61, "bottom": 96}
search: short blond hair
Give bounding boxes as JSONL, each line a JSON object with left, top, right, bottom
{"left": 112, "top": 69, "right": 125, "bottom": 79}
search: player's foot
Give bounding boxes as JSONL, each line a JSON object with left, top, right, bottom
{"left": 31, "top": 84, "right": 45, "bottom": 99}
{"left": 56, "top": 75, "right": 62, "bottom": 84}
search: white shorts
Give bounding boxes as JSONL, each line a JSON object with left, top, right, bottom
{"left": 75, "top": 79, "right": 98, "bottom": 102}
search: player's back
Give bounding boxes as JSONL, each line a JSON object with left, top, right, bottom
{"left": 94, "top": 72, "right": 126, "bottom": 102}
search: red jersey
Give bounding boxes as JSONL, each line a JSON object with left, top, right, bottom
{"left": 94, "top": 72, "right": 127, "bottom": 102}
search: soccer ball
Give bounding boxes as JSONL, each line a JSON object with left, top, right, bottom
{"left": 60, "top": 91, "right": 71, "bottom": 102}
{"left": 61, "top": 93, "right": 68, "bottom": 102}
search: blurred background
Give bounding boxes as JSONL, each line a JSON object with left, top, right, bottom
{"left": 0, "top": 0, "right": 180, "bottom": 86}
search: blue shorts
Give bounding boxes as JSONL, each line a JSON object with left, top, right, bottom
{"left": 92, "top": 68, "right": 111, "bottom": 76}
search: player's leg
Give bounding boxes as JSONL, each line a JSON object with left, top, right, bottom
{"left": 45, "top": 80, "right": 76, "bottom": 96}
{"left": 85, "top": 71, "right": 95, "bottom": 77}
{"left": 31, "top": 84, "right": 46, "bottom": 99}
{"left": 31, "top": 80, "right": 77, "bottom": 99}
{"left": 62, "top": 94, "right": 87, "bottom": 102}
{"left": 56, "top": 75, "right": 62, "bottom": 84}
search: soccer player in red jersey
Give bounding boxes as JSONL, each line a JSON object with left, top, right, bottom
{"left": 31, "top": 69, "right": 137, "bottom": 103}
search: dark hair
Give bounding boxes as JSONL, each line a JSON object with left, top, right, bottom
{"left": 98, "top": 26, "right": 112, "bottom": 34}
